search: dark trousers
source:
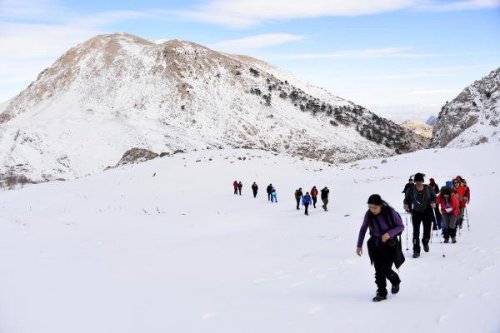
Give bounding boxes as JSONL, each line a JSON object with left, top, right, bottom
{"left": 238, "top": 188, "right": 242, "bottom": 195}
{"left": 321, "top": 198, "right": 328, "bottom": 211}
{"left": 234, "top": 188, "right": 238, "bottom": 195}
{"left": 296, "top": 198, "right": 300, "bottom": 210}
{"left": 268, "top": 193, "right": 271, "bottom": 201}
{"left": 252, "top": 190, "right": 257, "bottom": 198}
{"left": 370, "top": 238, "right": 400, "bottom": 297}
{"left": 312, "top": 197, "right": 317, "bottom": 208}
{"left": 304, "top": 203, "right": 309, "bottom": 215}
{"left": 442, "top": 213, "right": 457, "bottom": 239}
{"left": 412, "top": 209, "right": 432, "bottom": 253}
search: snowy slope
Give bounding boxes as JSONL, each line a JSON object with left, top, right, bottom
{"left": 431, "top": 68, "right": 500, "bottom": 148}
{"left": 0, "top": 33, "right": 426, "bottom": 183}
{"left": 0, "top": 144, "right": 499, "bottom": 333}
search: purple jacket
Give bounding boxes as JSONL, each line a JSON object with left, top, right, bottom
{"left": 357, "top": 207, "right": 404, "bottom": 248}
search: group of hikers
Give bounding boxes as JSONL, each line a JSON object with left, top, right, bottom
{"left": 294, "top": 186, "right": 330, "bottom": 215}
{"left": 357, "top": 172, "right": 472, "bottom": 302}
{"left": 231, "top": 181, "right": 330, "bottom": 214}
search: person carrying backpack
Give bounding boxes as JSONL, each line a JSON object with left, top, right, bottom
{"left": 357, "top": 194, "right": 405, "bottom": 302}
{"left": 321, "top": 187, "right": 330, "bottom": 211}
{"left": 437, "top": 186, "right": 460, "bottom": 243}
{"left": 404, "top": 172, "right": 437, "bottom": 258}
{"left": 429, "top": 178, "right": 442, "bottom": 230}
{"left": 294, "top": 188, "right": 303, "bottom": 210}
{"left": 251, "top": 182, "right": 258, "bottom": 198}
{"left": 310, "top": 186, "right": 318, "bottom": 208}
{"left": 402, "top": 177, "right": 414, "bottom": 194}
{"left": 302, "top": 192, "right": 312, "bottom": 216}
{"left": 270, "top": 187, "right": 278, "bottom": 203}
{"left": 266, "top": 184, "right": 273, "bottom": 201}
{"left": 453, "top": 176, "right": 468, "bottom": 229}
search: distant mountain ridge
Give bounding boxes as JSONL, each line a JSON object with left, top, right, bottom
{"left": 0, "top": 33, "right": 427, "bottom": 183}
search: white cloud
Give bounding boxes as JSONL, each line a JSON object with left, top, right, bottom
{"left": 210, "top": 33, "right": 305, "bottom": 53}
{"left": 415, "top": 0, "right": 500, "bottom": 11}
{"left": 177, "top": 0, "right": 416, "bottom": 28}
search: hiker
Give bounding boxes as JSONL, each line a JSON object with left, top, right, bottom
{"left": 233, "top": 180, "right": 238, "bottom": 195}
{"left": 453, "top": 176, "right": 469, "bottom": 229}
{"left": 267, "top": 184, "right": 273, "bottom": 201}
{"left": 310, "top": 186, "right": 318, "bottom": 208}
{"left": 302, "top": 192, "right": 312, "bottom": 215}
{"left": 357, "top": 194, "right": 405, "bottom": 302}
{"left": 294, "top": 188, "right": 303, "bottom": 210}
{"left": 238, "top": 181, "right": 243, "bottom": 195}
{"left": 270, "top": 187, "right": 278, "bottom": 203}
{"left": 402, "top": 177, "right": 414, "bottom": 194}
{"left": 437, "top": 186, "right": 460, "bottom": 243}
{"left": 321, "top": 186, "right": 330, "bottom": 211}
{"left": 429, "top": 178, "right": 442, "bottom": 230}
{"left": 404, "top": 172, "right": 437, "bottom": 258}
{"left": 251, "top": 182, "right": 258, "bottom": 198}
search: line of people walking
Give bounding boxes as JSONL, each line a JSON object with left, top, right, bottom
{"left": 357, "top": 172, "right": 472, "bottom": 302}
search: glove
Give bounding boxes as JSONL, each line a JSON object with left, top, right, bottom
{"left": 430, "top": 202, "right": 436, "bottom": 209}
{"left": 445, "top": 207, "right": 452, "bottom": 213}
{"left": 404, "top": 204, "right": 409, "bottom": 212}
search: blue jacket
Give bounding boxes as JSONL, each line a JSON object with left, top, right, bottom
{"left": 302, "top": 194, "right": 312, "bottom": 205}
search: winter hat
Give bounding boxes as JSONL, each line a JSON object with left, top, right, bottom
{"left": 367, "top": 194, "right": 383, "bottom": 205}
{"left": 429, "top": 178, "right": 435, "bottom": 183}
{"left": 408, "top": 177, "right": 413, "bottom": 181}
{"left": 441, "top": 186, "right": 451, "bottom": 196}
{"left": 414, "top": 173, "right": 425, "bottom": 182}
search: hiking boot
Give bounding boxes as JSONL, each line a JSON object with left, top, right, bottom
{"left": 412, "top": 252, "right": 420, "bottom": 258}
{"left": 372, "top": 294, "right": 387, "bottom": 302}
{"left": 444, "top": 238, "right": 449, "bottom": 243}
{"left": 423, "top": 244, "right": 429, "bottom": 252}
{"left": 391, "top": 283, "right": 400, "bottom": 294}
{"left": 452, "top": 237, "right": 457, "bottom": 244}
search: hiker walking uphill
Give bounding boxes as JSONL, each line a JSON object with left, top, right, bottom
{"left": 233, "top": 180, "right": 238, "bottom": 195}
{"left": 404, "top": 172, "right": 437, "bottom": 258}
{"left": 267, "top": 184, "right": 273, "bottom": 201}
{"left": 251, "top": 182, "right": 258, "bottom": 198}
{"left": 437, "top": 186, "right": 460, "bottom": 243}
{"left": 302, "top": 192, "right": 312, "bottom": 216}
{"left": 310, "top": 186, "right": 318, "bottom": 208}
{"left": 402, "top": 177, "right": 414, "bottom": 194}
{"left": 237, "top": 181, "right": 243, "bottom": 195}
{"left": 270, "top": 186, "right": 278, "bottom": 203}
{"left": 321, "top": 187, "right": 330, "bottom": 211}
{"left": 453, "top": 176, "right": 470, "bottom": 229}
{"left": 295, "top": 188, "right": 303, "bottom": 210}
{"left": 429, "top": 177, "right": 442, "bottom": 230}
{"left": 357, "top": 194, "right": 405, "bottom": 302}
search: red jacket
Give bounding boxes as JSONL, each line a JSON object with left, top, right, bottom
{"left": 311, "top": 187, "right": 318, "bottom": 198}
{"left": 437, "top": 193, "right": 460, "bottom": 217}
{"left": 233, "top": 181, "right": 238, "bottom": 189}
{"left": 455, "top": 185, "right": 468, "bottom": 208}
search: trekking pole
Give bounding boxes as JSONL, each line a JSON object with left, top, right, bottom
{"left": 432, "top": 209, "right": 445, "bottom": 258}
{"left": 466, "top": 207, "right": 470, "bottom": 231}
{"left": 405, "top": 214, "right": 409, "bottom": 251}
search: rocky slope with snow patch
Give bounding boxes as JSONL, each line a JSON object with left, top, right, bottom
{"left": 0, "top": 33, "right": 426, "bottom": 183}
{"left": 431, "top": 68, "right": 500, "bottom": 148}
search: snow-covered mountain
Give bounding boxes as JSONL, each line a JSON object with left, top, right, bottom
{"left": 401, "top": 120, "right": 433, "bottom": 139}
{"left": 0, "top": 33, "right": 426, "bottom": 183}
{"left": 431, "top": 68, "right": 500, "bottom": 148}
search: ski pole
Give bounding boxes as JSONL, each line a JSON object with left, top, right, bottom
{"left": 466, "top": 207, "right": 470, "bottom": 231}
{"left": 432, "top": 208, "right": 445, "bottom": 258}
{"left": 405, "top": 214, "right": 409, "bottom": 251}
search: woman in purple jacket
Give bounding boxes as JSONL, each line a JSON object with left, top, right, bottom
{"left": 356, "top": 194, "right": 405, "bottom": 302}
